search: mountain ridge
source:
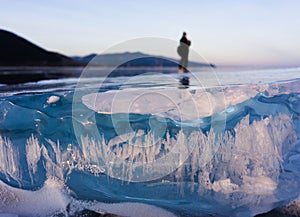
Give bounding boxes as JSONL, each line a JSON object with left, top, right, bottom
{"left": 72, "top": 52, "right": 216, "bottom": 68}
{"left": 0, "top": 29, "right": 215, "bottom": 68}
{"left": 0, "top": 29, "right": 81, "bottom": 66}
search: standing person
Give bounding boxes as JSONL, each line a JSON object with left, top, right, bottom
{"left": 177, "top": 32, "right": 191, "bottom": 73}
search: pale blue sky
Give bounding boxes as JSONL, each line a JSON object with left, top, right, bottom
{"left": 1, "top": 0, "right": 300, "bottom": 66}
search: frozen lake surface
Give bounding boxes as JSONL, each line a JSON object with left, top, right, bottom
{"left": 0, "top": 67, "right": 299, "bottom": 216}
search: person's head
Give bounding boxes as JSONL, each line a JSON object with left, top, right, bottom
{"left": 183, "top": 32, "right": 187, "bottom": 37}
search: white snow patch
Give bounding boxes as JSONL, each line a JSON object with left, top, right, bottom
{"left": 0, "top": 178, "right": 176, "bottom": 217}
{"left": 90, "top": 202, "right": 176, "bottom": 217}
{"left": 0, "top": 178, "right": 70, "bottom": 216}
{"left": 212, "top": 178, "right": 239, "bottom": 194}
{"left": 47, "top": 95, "right": 60, "bottom": 104}
{"left": 241, "top": 176, "right": 277, "bottom": 195}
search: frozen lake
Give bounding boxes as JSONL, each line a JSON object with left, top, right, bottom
{"left": 0, "top": 67, "right": 299, "bottom": 216}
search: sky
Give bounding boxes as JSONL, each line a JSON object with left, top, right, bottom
{"left": 1, "top": 0, "right": 300, "bottom": 67}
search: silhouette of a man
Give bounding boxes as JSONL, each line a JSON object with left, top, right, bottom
{"left": 177, "top": 32, "right": 191, "bottom": 73}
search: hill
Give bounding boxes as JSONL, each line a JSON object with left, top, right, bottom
{"left": 0, "top": 29, "right": 215, "bottom": 68}
{"left": 72, "top": 52, "right": 215, "bottom": 68}
{"left": 0, "top": 29, "right": 80, "bottom": 66}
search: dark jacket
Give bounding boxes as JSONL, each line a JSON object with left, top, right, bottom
{"left": 180, "top": 36, "right": 188, "bottom": 45}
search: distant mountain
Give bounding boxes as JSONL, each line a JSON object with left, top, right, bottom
{"left": 0, "top": 29, "right": 216, "bottom": 84}
{"left": 72, "top": 53, "right": 97, "bottom": 64}
{"left": 72, "top": 52, "right": 216, "bottom": 68}
{"left": 0, "top": 29, "right": 81, "bottom": 66}
{"left": 0, "top": 29, "right": 215, "bottom": 68}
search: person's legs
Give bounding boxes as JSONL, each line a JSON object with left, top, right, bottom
{"left": 178, "top": 57, "right": 184, "bottom": 72}
{"left": 179, "top": 47, "right": 189, "bottom": 73}
{"left": 182, "top": 55, "right": 189, "bottom": 73}
{"left": 178, "top": 60, "right": 183, "bottom": 69}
